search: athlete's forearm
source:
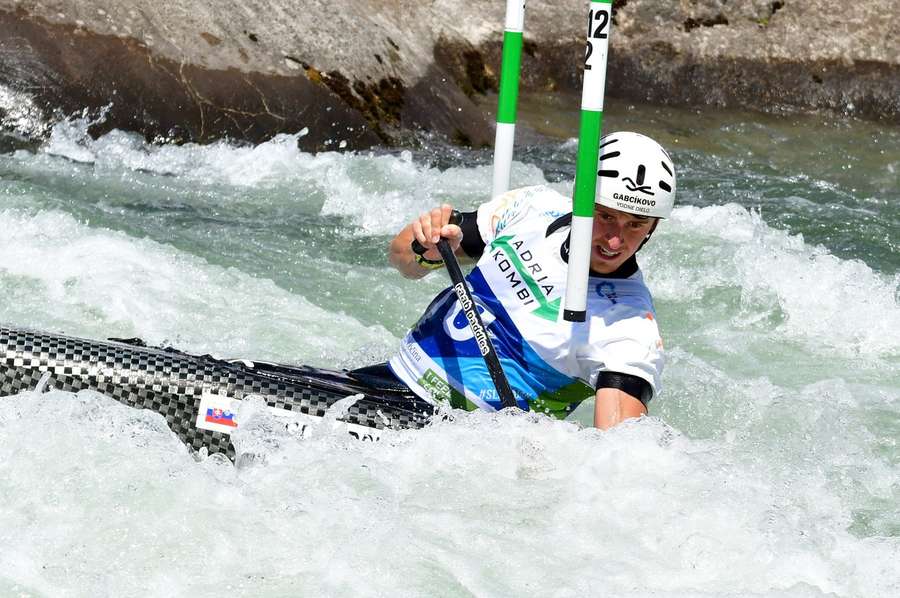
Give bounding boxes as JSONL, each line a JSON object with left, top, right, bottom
{"left": 593, "top": 387, "right": 647, "bottom": 429}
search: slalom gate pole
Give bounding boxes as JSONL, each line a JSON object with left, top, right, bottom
{"left": 563, "top": 0, "right": 613, "bottom": 322}
{"left": 491, "top": 0, "right": 526, "bottom": 198}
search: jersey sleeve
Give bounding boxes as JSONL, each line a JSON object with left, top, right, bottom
{"left": 475, "top": 189, "right": 529, "bottom": 245}
{"left": 579, "top": 308, "right": 665, "bottom": 399}
{"left": 475, "top": 185, "right": 567, "bottom": 245}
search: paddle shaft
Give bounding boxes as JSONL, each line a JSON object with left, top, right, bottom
{"left": 411, "top": 226, "right": 518, "bottom": 410}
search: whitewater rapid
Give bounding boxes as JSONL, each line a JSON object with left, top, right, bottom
{"left": 1, "top": 110, "right": 898, "bottom": 596}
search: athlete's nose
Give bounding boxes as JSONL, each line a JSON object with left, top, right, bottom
{"left": 595, "top": 218, "right": 624, "bottom": 250}
{"left": 601, "top": 222, "right": 623, "bottom": 251}
{"left": 607, "top": 234, "right": 624, "bottom": 251}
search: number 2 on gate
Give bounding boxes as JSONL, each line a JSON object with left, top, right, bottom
{"left": 584, "top": 6, "right": 610, "bottom": 71}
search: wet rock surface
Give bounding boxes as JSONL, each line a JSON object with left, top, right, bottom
{"left": 606, "top": 0, "right": 900, "bottom": 120}
{"left": 0, "top": 0, "right": 896, "bottom": 150}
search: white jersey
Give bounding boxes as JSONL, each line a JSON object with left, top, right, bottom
{"left": 389, "top": 185, "right": 664, "bottom": 418}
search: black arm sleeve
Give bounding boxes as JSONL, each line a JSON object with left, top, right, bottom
{"left": 595, "top": 371, "right": 653, "bottom": 407}
{"left": 457, "top": 210, "right": 486, "bottom": 259}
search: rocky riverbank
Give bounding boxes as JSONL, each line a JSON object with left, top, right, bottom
{"left": 1, "top": 0, "right": 897, "bottom": 151}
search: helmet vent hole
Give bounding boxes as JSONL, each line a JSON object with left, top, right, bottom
{"left": 598, "top": 169, "right": 619, "bottom": 178}
{"left": 661, "top": 161, "right": 673, "bottom": 175}
{"left": 599, "top": 150, "right": 620, "bottom": 161}
{"left": 659, "top": 181, "right": 672, "bottom": 192}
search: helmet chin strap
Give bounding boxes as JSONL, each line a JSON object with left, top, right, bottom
{"left": 637, "top": 219, "right": 659, "bottom": 252}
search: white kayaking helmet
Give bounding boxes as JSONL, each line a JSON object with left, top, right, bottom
{"left": 596, "top": 131, "right": 676, "bottom": 219}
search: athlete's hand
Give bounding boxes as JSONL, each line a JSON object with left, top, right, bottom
{"left": 411, "top": 204, "right": 462, "bottom": 261}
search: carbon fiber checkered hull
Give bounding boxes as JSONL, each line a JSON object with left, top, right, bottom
{"left": 0, "top": 326, "right": 432, "bottom": 458}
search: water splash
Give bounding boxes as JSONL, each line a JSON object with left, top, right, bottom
{"left": 0, "top": 208, "right": 396, "bottom": 365}
{"left": 1, "top": 109, "right": 898, "bottom": 597}
{"left": 0, "top": 85, "right": 49, "bottom": 140}
{"left": 649, "top": 203, "right": 900, "bottom": 358}
{"left": 0, "top": 391, "right": 897, "bottom": 596}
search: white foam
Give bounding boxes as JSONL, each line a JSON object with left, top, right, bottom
{"left": 0, "top": 208, "right": 394, "bottom": 365}
{"left": 648, "top": 203, "right": 900, "bottom": 357}
{"left": 317, "top": 151, "right": 512, "bottom": 235}
{"left": 42, "top": 117, "right": 329, "bottom": 187}
{"left": 1, "top": 121, "right": 899, "bottom": 596}
{"left": 0, "top": 390, "right": 897, "bottom": 596}
{"left": 31, "top": 117, "right": 554, "bottom": 235}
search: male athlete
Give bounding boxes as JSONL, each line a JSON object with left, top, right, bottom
{"left": 384, "top": 132, "right": 676, "bottom": 429}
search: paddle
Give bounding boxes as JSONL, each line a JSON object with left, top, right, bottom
{"left": 411, "top": 213, "right": 518, "bottom": 410}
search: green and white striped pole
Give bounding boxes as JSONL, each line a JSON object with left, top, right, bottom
{"left": 491, "top": 0, "right": 526, "bottom": 198}
{"left": 563, "top": 0, "right": 613, "bottom": 322}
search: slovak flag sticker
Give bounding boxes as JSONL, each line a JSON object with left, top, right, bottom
{"left": 205, "top": 407, "right": 237, "bottom": 427}
{"left": 196, "top": 392, "right": 241, "bottom": 435}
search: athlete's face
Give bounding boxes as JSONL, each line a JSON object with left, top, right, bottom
{"left": 590, "top": 205, "right": 656, "bottom": 274}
